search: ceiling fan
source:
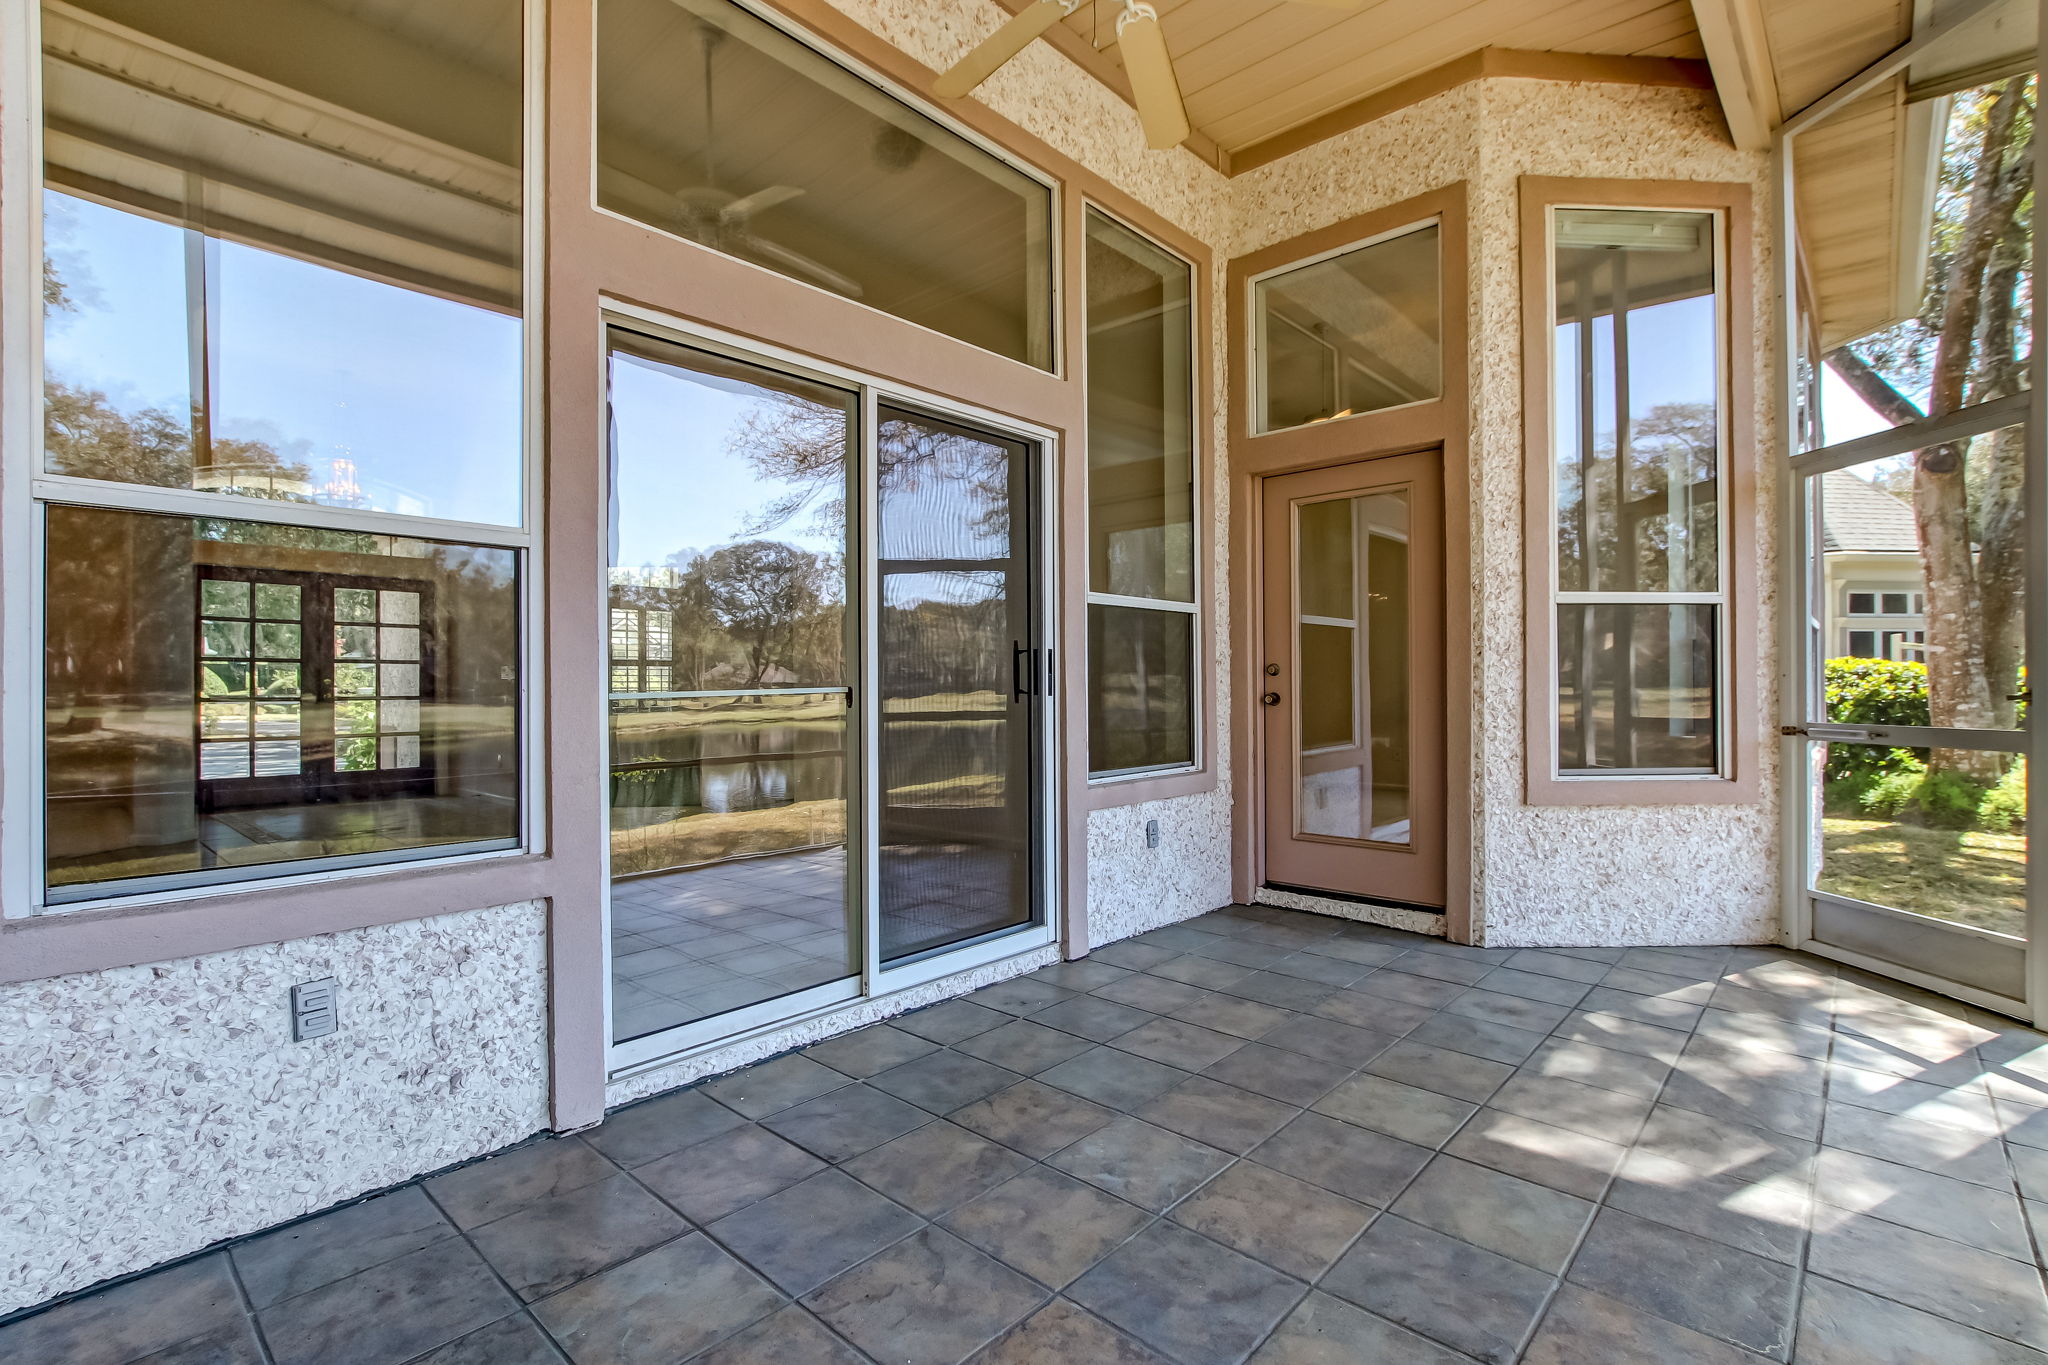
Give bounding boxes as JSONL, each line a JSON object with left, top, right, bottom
{"left": 935, "top": 0, "right": 1364, "bottom": 150}
{"left": 675, "top": 21, "right": 865, "bottom": 297}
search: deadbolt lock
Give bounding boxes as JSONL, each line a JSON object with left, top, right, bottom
{"left": 1261, "top": 692, "right": 1282, "bottom": 706}
{"left": 1265, "top": 663, "right": 1280, "bottom": 676}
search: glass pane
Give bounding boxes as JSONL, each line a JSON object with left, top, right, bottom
{"left": 1814, "top": 740, "right": 2026, "bottom": 939}
{"left": 606, "top": 331, "right": 857, "bottom": 1043}
{"left": 335, "top": 625, "right": 377, "bottom": 661}
{"left": 381, "top": 664, "right": 421, "bottom": 698}
{"left": 1557, "top": 604, "right": 1717, "bottom": 773}
{"left": 1817, "top": 443, "right": 2026, "bottom": 730}
{"left": 595, "top": 0, "right": 1052, "bottom": 368}
{"left": 201, "top": 663, "right": 250, "bottom": 698}
{"left": 44, "top": 507, "right": 519, "bottom": 898}
{"left": 877, "top": 405, "right": 1034, "bottom": 963}
{"left": 201, "top": 621, "right": 250, "bottom": 657}
{"left": 1087, "top": 605, "right": 1194, "bottom": 775}
{"left": 335, "top": 588, "right": 376, "bottom": 623}
{"left": 201, "top": 580, "right": 250, "bottom": 617}
{"left": 40, "top": 0, "right": 524, "bottom": 523}
{"left": 253, "top": 583, "right": 300, "bottom": 620}
{"left": 253, "top": 623, "right": 301, "bottom": 659}
{"left": 380, "top": 590, "right": 421, "bottom": 625}
{"left": 1084, "top": 210, "right": 1194, "bottom": 604}
{"left": 335, "top": 664, "right": 377, "bottom": 697}
{"left": 1803, "top": 77, "right": 2035, "bottom": 449}
{"left": 1256, "top": 224, "right": 1441, "bottom": 433}
{"left": 1553, "top": 208, "right": 1720, "bottom": 594}
{"left": 379, "top": 627, "right": 421, "bottom": 662}
{"left": 1295, "top": 492, "right": 1411, "bottom": 844}
{"left": 335, "top": 701, "right": 377, "bottom": 735}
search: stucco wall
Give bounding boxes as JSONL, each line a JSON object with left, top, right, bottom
{"left": 0, "top": 901, "right": 549, "bottom": 1315}
{"left": 1231, "top": 78, "right": 1779, "bottom": 949}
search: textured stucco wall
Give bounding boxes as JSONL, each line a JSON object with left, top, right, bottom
{"left": 1230, "top": 78, "right": 1779, "bottom": 949}
{"left": 0, "top": 902, "right": 549, "bottom": 1315}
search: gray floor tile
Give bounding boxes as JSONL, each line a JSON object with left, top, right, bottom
{"left": 759, "top": 1083, "right": 934, "bottom": 1162}
{"left": 689, "top": 1303, "right": 867, "bottom": 1364}
{"left": 1635, "top": 1104, "right": 1814, "bottom": 1180}
{"left": 469, "top": 1172, "right": 688, "bottom": 1301}
{"left": 1599, "top": 965, "right": 1718, "bottom": 1005}
{"left": 1488, "top": 1071, "right": 1654, "bottom": 1142}
{"left": 950, "top": 1079, "right": 1121, "bottom": 1158}
{"left": 868, "top": 1050, "right": 1024, "bottom": 1114}
{"left": 1477, "top": 967, "right": 1595, "bottom": 1009}
{"left": 530, "top": 1232, "right": 784, "bottom": 1365}
{"left": 1035, "top": 959, "right": 1138, "bottom": 992}
{"left": 942, "top": 1166, "right": 1153, "bottom": 1288}
{"left": 1136, "top": 1076, "right": 1300, "bottom": 1154}
{"left": 1300, "top": 936, "right": 1410, "bottom": 968}
{"left": 970, "top": 978, "right": 1078, "bottom": 1016}
{"left": 1310, "top": 989, "right": 1437, "bottom": 1035}
{"left": 259, "top": 1238, "right": 518, "bottom": 1365}
{"left": 1661, "top": 1070, "right": 1824, "bottom": 1141}
{"left": 1393, "top": 1154, "right": 1593, "bottom": 1273}
{"left": 585, "top": 1089, "right": 745, "bottom": 1167}
{"left": 233, "top": 1186, "right": 455, "bottom": 1309}
{"left": 1795, "top": 1274, "right": 2048, "bottom": 1365}
{"left": 130, "top": 1318, "right": 270, "bottom": 1365}
{"left": 1097, "top": 975, "right": 1221, "bottom": 1015}
{"left": 1822, "top": 1099, "right": 2012, "bottom": 1188}
{"left": 1693, "top": 1007, "right": 1833, "bottom": 1060}
{"left": 1168, "top": 1160, "right": 1373, "bottom": 1280}
{"left": 803, "top": 1227, "right": 1047, "bottom": 1364}
{"left": 634, "top": 1124, "right": 826, "bottom": 1224}
{"left": 0, "top": 1254, "right": 246, "bottom": 1365}
{"left": 1030, "top": 996, "right": 1159, "bottom": 1043}
{"left": 1148, "top": 954, "right": 1258, "bottom": 991}
{"left": 969, "top": 1298, "right": 1174, "bottom": 1364}
{"left": 1200, "top": 1042, "right": 1351, "bottom": 1107}
{"left": 1813, "top": 1147, "right": 2032, "bottom": 1260}
{"left": 1320, "top": 1214, "right": 1553, "bottom": 1364}
{"left": 1808, "top": 1209, "right": 2048, "bottom": 1351}
{"left": 1567, "top": 1207, "right": 1797, "bottom": 1358}
{"left": 1504, "top": 950, "right": 1611, "bottom": 985}
{"left": 1676, "top": 1033, "right": 1826, "bottom": 1096}
{"left": 1048, "top": 1116, "right": 1233, "bottom": 1211}
{"left": 897, "top": 1000, "right": 1010, "bottom": 1044}
{"left": 802, "top": 1024, "right": 941, "bottom": 1078}
{"left": 1037, "top": 1046, "right": 1192, "bottom": 1110}
{"left": 1186, "top": 935, "right": 1297, "bottom": 969}
{"left": 1249, "top": 1111, "right": 1434, "bottom": 1206}
{"left": 1265, "top": 951, "right": 1375, "bottom": 988}
{"left": 702, "top": 1054, "right": 855, "bottom": 1119}
{"left": 405, "top": 1312, "right": 560, "bottom": 1365}
{"left": 1249, "top": 1291, "right": 1472, "bottom": 1364}
{"left": 1365, "top": 1039, "right": 1516, "bottom": 1103}
{"left": 1313, "top": 1073, "right": 1476, "bottom": 1148}
{"left": 1827, "top": 1062, "right": 2003, "bottom": 1134}
{"left": 1069, "top": 1222, "right": 1306, "bottom": 1365}
{"left": 1260, "top": 1015, "right": 1399, "bottom": 1067}
{"left": 1408, "top": 1013, "right": 1547, "bottom": 1066}
{"left": 1112, "top": 1018, "right": 1250, "bottom": 1072}
{"left": 843, "top": 1120, "right": 1033, "bottom": 1217}
{"left": 1445, "top": 987, "right": 1573, "bottom": 1034}
{"left": 426, "top": 1138, "right": 618, "bottom": 1231}
{"left": 955, "top": 1019, "right": 1099, "bottom": 1075}
{"left": 1608, "top": 1149, "right": 1810, "bottom": 1262}
{"left": 1394, "top": 952, "right": 1497, "bottom": 987}
{"left": 1551, "top": 1010, "right": 1689, "bottom": 1063}
{"left": 1222, "top": 970, "right": 1342, "bottom": 1011}
{"left": 1094, "top": 940, "right": 1188, "bottom": 971}
{"left": 1175, "top": 995, "right": 1297, "bottom": 1041}
{"left": 1576, "top": 984, "right": 1704, "bottom": 1031}
{"left": 706, "top": 1169, "right": 921, "bottom": 1296}
{"left": 1445, "top": 1110, "right": 1629, "bottom": 1200}
{"left": 1348, "top": 969, "right": 1468, "bottom": 1008}
{"left": 1523, "top": 1284, "right": 1765, "bottom": 1365}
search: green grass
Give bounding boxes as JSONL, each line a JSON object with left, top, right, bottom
{"left": 1817, "top": 816, "right": 2027, "bottom": 938}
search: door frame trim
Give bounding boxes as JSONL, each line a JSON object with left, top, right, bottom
{"left": 1226, "top": 184, "right": 1474, "bottom": 943}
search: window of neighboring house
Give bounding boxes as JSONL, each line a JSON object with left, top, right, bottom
{"left": 1848, "top": 592, "right": 1878, "bottom": 614}
{"left": 36, "top": 0, "right": 526, "bottom": 903}
{"left": 594, "top": 0, "right": 1055, "bottom": 370}
{"left": 1848, "top": 630, "right": 1879, "bottom": 657}
{"left": 1547, "top": 205, "right": 1727, "bottom": 778}
{"left": 1251, "top": 224, "right": 1441, "bottom": 434}
{"left": 1083, "top": 208, "right": 1197, "bottom": 777}
{"left": 1881, "top": 592, "right": 1912, "bottom": 615}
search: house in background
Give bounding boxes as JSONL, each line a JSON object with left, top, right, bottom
{"left": 1820, "top": 467, "right": 1928, "bottom": 662}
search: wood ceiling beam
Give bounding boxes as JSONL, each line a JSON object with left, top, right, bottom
{"left": 1687, "top": 0, "right": 1781, "bottom": 149}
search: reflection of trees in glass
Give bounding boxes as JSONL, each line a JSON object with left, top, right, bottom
{"left": 1827, "top": 78, "right": 2033, "bottom": 779}
{"left": 612, "top": 541, "right": 842, "bottom": 689}
{"left": 1557, "top": 399, "right": 1718, "bottom": 591}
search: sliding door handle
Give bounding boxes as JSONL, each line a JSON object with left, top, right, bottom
{"left": 1012, "top": 641, "right": 1035, "bottom": 701}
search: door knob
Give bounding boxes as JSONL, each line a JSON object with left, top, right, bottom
{"left": 1262, "top": 692, "right": 1281, "bottom": 706}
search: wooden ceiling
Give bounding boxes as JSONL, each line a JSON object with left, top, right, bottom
{"left": 992, "top": 0, "right": 1709, "bottom": 168}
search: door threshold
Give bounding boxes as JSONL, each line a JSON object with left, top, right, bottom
{"left": 1262, "top": 881, "right": 1444, "bottom": 916}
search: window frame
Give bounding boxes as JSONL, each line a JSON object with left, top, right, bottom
{"left": 1520, "top": 176, "right": 1761, "bottom": 806}
{"left": 1080, "top": 202, "right": 1205, "bottom": 788}
{"left": 1, "top": 0, "right": 547, "bottom": 921}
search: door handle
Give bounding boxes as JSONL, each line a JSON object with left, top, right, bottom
{"left": 1012, "top": 642, "right": 1036, "bottom": 701}
{"left": 1262, "top": 692, "right": 1282, "bottom": 706}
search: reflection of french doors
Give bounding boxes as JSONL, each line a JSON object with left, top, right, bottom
{"left": 1260, "top": 451, "right": 1444, "bottom": 907}
{"left": 603, "top": 326, "right": 1048, "bottom": 1061}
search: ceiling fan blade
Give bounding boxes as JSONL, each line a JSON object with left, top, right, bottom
{"left": 719, "top": 185, "right": 804, "bottom": 225}
{"left": 934, "top": 1, "right": 1070, "bottom": 98}
{"left": 739, "top": 233, "right": 867, "bottom": 299}
{"left": 1116, "top": 5, "right": 1190, "bottom": 150}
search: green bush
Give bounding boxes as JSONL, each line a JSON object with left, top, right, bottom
{"left": 1980, "top": 759, "right": 2029, "bottom": 832}
{"left": 1915, "top": 769, "right": 1990, "bottom": 829}
{"left": 1855, "top": 766, "right": 1926, "bottom": 819}
{"left": 1822, "top": 657, "right": 1929, "bottom": 786}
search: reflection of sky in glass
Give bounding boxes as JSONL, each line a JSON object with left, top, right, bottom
{"left": 608, "top": 352, "right": 844, "bottom": 572}
{"left": 1553, "top": 295, "right": 1718, "bottom": 462}
{"left": 44, "top": 191, "right": 523, "bottom": 525}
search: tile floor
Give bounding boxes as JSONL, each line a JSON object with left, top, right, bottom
{"left": 12, "top": 904, "right": 2048, "bottom": 1364}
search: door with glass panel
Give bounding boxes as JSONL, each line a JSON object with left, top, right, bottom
{"left": 1261, "top": 452, "right": 1444, "bottom": 907}
{"left": 603, "top": 331, "right": 1046, "bottom": 1053}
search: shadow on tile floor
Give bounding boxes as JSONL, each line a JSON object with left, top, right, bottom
{"left": 9, "top": 904, "right": 2048, "bottom": 1363}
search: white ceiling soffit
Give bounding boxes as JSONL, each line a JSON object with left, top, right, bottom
{"left": 1907, "top": 0, "right": 2037, "bottom": 99}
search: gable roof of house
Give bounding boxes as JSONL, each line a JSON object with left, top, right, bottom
{"left": 1821, "top": 467, "right": 1918, "bottom": 553}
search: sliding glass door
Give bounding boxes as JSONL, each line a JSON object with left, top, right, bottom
{"left": 604, "top": 329, "right": 1049, "bottom": 1060}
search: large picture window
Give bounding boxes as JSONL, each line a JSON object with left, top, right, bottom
{"left": 34, "top": 0, "right": 528, "bottom": 904}
{"left": 1547, "top": 205, "right": 1726, "bottom": 778}
{"left": 1084, "top": 209, "right": 1197, "bottom": 777}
